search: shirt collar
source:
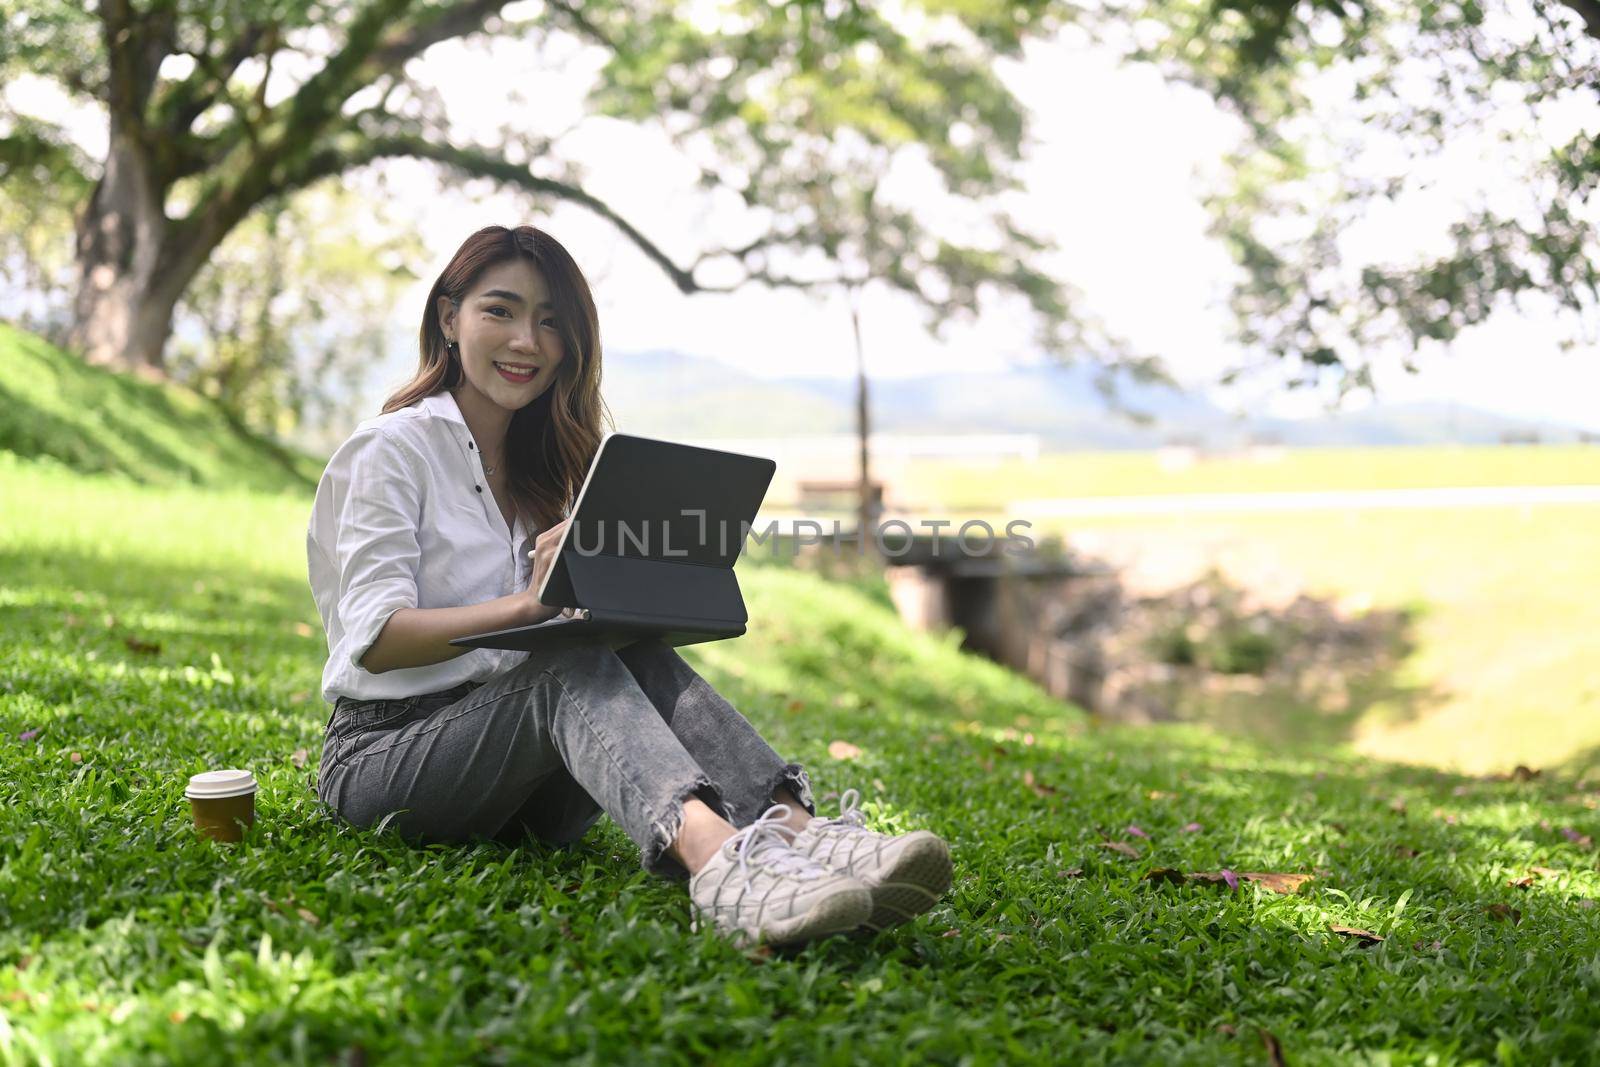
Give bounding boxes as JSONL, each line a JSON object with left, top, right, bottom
{"left": 418, "top": 389, "right": 467, "bottom": 428}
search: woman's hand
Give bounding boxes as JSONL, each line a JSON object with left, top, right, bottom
{"left": 523, "top": 518, "right": 575, "bottom": 623}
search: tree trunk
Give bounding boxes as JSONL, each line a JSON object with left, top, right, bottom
{"left": 64, "top": 126, "right": 189, "bottom": 376}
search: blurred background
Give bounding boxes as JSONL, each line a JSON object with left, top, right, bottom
{"left": 4, "top": 0, "right": 1598, "bottom": 774}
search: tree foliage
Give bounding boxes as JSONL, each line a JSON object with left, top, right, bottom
{"left": 2, "top": 0, "right": 1596, "bottom": 415}
{"left": 1102, "top": 0, "right": 1600, "bottom": 394}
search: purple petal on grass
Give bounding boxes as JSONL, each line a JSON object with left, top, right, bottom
{"left": 1182, "top": 822, "right": 1203, "bottom": 833}
{"left": 1220, "top": 869, "right": 1239, "bottom": 891}
{"left": 17, "top": 729, "right": 39, "bottom": 742}
{"left": 1126, "top": 825, "right": 1150, "bottom": 839}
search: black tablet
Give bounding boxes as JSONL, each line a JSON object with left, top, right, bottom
{"left": 448, "top": 432, "right": 775, "bottom": 653}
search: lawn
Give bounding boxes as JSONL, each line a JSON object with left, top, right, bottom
{"left": 3, "top": 452, "right": 1598, "bottom": 1065}
{"left": 1019, "top": 505, "right": 1600, "bottom": 777}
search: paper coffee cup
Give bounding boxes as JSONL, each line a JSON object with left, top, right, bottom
{"left": 185, "top": 769, "right": 257, "bottom": 842}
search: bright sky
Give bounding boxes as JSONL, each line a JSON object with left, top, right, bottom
{"left": 8, "top": 12, "right": 1600, "bottom": 431}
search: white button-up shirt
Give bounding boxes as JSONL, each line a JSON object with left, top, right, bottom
{"left": 306, "top": 389, "right": 538, "bottom": 704}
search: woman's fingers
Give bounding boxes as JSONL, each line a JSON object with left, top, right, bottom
{"left": 529, "top": 518, "right": 572, "bottom": 558}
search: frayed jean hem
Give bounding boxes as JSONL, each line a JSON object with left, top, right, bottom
{"left": 760, "top": 762, "right": 816, "bottom": 820}
{"left": 642, "top": 773, "right": 730, "bottom": 883}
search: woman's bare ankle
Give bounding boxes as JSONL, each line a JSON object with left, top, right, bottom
{"left": 669, "top": 797, "right": 736, "bottom": 876}
{"left": 771, "top": 786, "right": 814, "bottom": 834}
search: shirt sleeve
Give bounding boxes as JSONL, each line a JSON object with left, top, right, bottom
{"left": 332, "top": 429, "right": 424, "bottom": 672}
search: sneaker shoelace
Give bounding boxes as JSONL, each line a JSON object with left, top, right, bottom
{"left": 812, "top": 787, "right": 870, "bottom": 836}
{"left": 724, "top": 804, "right": 826, "bottom": 892}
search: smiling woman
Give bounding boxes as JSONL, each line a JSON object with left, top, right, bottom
{"left": 302, "top": 223, "right": 953, "bottom": 951}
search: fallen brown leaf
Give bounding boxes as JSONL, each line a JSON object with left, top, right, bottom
{"left": 1022, "top": 769, "right": 1058, "bottom": 797}
{"left": 940, "top": 929, "right": 961, "bottom": 938}
{"left": 1146, "top": 790, "right": 1176, "bottom": 800}
{"left": 123, "top": 635, "right": 162, "bottom": 655}
{"left": 1529, "top": 865, "right": 1562, "bottom": 878}
{"left": 827, "top": 740, "right": 862, "bottom": 761}
{"left": 1247, "top": 872, "right": 1314, "bottom": 894}
{"left": 1188, "top": 871, "right": 1313, "bottom": 895}
{"left": 1512, "top": 764, "right": 1541, "bottom": 781}
{"left": 1485, "top": 903, "right": 1522, "bottom": 924}
{"left": 1216, "top": 1024, "right": 1237, "bottom": 1037}
{"left": 1508, "top": 875, "right": 1535, "bottom": 889}
{"left": 1260, "top": 1028, "right": 1288, "bottom": 1067}
{"left": 1057, "top": 868, "right": 1084, "bottom": 879}
{"left": 1330, "top": 924, "right": 1385, "bottom": 945}
{"left": 1188, "top": 871, "right": 1239, "bottom": 890}
{"left": 295, "top": 907, "right": 320, "bottom": 925}
{"left": 290, "top": 748, "right": 309, "bottom": 769}
{"left": 1393, "top": 845, "right": 1420, "bottom": 859}
{"left": 786, "top": 699, "right": 805, "bottom": 714}
{"left": 1097, "top": 840, "right": 1141, "bottom": 859}
{"left": 1142, "top": 867, "right": 1185, "bottom": 885}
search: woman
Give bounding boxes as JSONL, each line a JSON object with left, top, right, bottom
{"left": 307, "top": 224, "right": 952, "bottom": 949}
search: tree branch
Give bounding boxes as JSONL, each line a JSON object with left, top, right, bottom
{"left": 150, "top": 21, "right": 278, "bottom": 144}
{"left": 368, "top": 0, "right": 515, "bottom": 71}
{"left": 264, "top": 131, "right": 707, "bottom": 292}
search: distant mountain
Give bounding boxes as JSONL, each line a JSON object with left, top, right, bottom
{"left": 603, "top": 349, "right": 851, "bottom": 437}
{"left": 600, "top": 348, "right": 1593, "bottom": 448}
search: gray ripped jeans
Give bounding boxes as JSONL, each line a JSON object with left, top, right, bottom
{"left": 315, "top": 638, "right": 815, "bottom": 881}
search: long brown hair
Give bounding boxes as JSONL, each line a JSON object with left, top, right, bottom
{"left": 382, "top": 225, "right": 611, "bottom": 532}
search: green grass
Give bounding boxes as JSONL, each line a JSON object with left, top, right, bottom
{"left": 0, "top": 322, "right": 322, "bottom": 493}
{"left": 1018, "top": 506, "right": 1600, "bottom": 776}
{"left": 906, "top": 445, "right": 1600, "bottom": 510}
{"left": 3, "top": 453, "right": 1599, "bottom": 1065}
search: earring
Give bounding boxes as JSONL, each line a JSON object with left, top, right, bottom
{"left": 446, "top": 338, "right": 459, "bottom": 356}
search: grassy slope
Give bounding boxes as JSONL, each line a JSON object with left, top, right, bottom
{"left": 2, "top": 455, "right": 1598, "bottom": 1065}
{"left": 0, "top": 322, "right": 322, "bottom": 494}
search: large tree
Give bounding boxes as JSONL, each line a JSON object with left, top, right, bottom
{"left": 0, "top": 0, "right": 1117, "bottom": 380}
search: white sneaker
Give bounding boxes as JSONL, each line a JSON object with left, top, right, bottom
{"left": 688, "top": 805, "right": 872, "bottom": 949}
{"left": 786, "top": 788, "right": 953, "bottom": 931}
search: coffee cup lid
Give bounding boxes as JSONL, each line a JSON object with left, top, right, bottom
{"left": 185, "top": 769, "right": 257, "bottom": 799}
